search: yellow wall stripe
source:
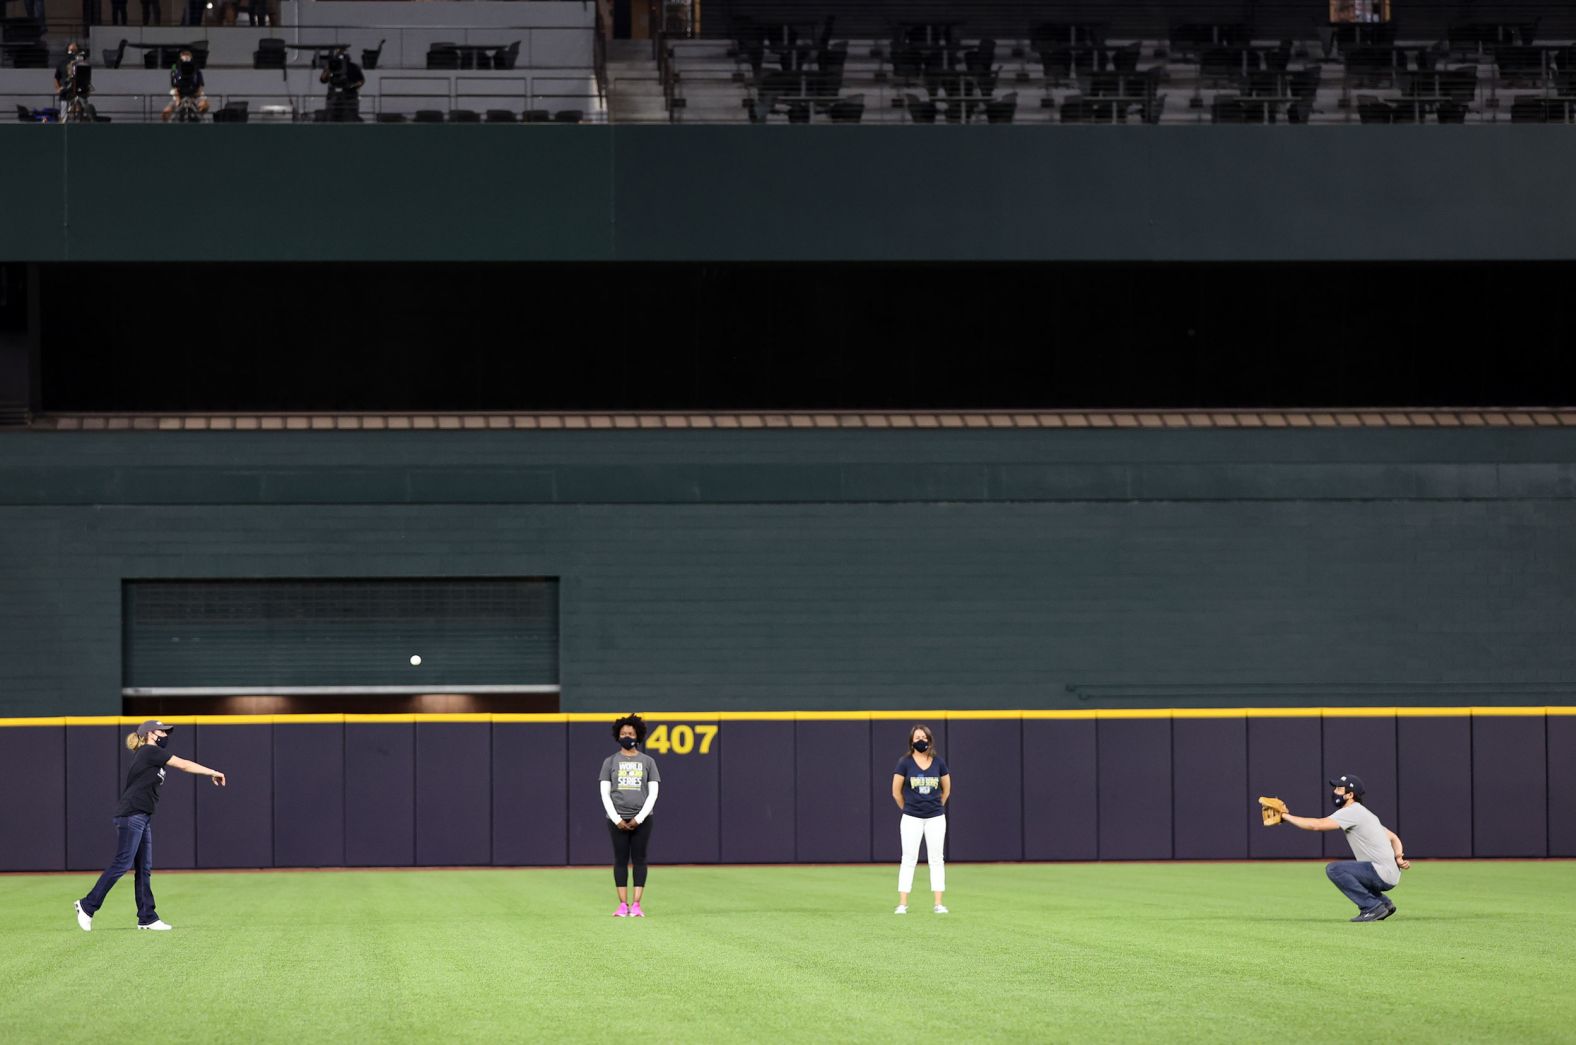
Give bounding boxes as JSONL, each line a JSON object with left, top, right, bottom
{"left": 1, "top": 707, "right": 1573, "bottom": 727}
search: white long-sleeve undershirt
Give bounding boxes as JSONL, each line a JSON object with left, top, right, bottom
{"left": 599, "top": 779, "right": 660, "bottom": 824}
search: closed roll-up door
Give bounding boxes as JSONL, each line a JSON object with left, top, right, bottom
{"left": 124, "top": 579, "right": 558, "bottom": 690}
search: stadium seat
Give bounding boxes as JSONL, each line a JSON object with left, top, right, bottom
{"left": 414, "top": 110, "right": 445, "bottom": 123}
{"left": 485, "top": 109, "right": 518, "bottom": 123}
{"left": 828, "top": 93, "right": 864, "bottom": 123}
{"left": 253, "top": 38, "right": 286, "bottom": 70}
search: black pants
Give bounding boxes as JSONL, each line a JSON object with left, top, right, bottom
{"left": 141, "top": 0, "right": 159, "bottom": 24}
{"left": 111, "top": 0, "right": 127, "bottom": 24}
{"left": 608, "top": 818, "right": 653, "bottom": 888}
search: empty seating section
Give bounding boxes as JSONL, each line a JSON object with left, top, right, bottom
{"left": 656, "top": 2, "right": 1576, "bottom": 123}
{"left": 0, "top": 1, "right": 602, "bottom": 122}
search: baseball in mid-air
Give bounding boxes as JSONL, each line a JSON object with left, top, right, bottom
{"left": 409, "top": 654, "right": 422, "bottom": 666}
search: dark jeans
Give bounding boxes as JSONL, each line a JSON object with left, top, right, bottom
{"left": 1325, "top": 860, "right": 1394, "bottom": 912}
{"left": 608, "top": 817, "right": 653, "bottom": 888}
{"left": 79, "top": 813, "right": 159, "bottom": 925}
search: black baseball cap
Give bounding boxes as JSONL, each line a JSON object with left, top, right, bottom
{"left": 1329, "top": 773, "right": 1365, "bottom": 797}
{"left": 136, "top": 720, "right": 174, "bottom": 737}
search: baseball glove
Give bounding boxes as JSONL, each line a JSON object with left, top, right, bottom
{"left": 1258, "top": 796, "right": 1288, "bottom": 826}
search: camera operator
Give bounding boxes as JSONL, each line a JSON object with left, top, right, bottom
{"left": 54, "top": 42, "right": 93, "bottom": 117}
{"left": 162, "top": 47, "right": 209, "bottom": 121}
{"left": 319, "top": 46, "right": 364, "bottom": 122}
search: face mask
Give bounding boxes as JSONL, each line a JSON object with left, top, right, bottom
{"left": 1332, "top": 791, "right": 1346, "bottom": 810}
{"left": 912, "top": 740, "right": 929, "bottom": 753}
{"left": 154, "top": 735, "right": 169, "bottom": 748}
{"left": 619, "top": 737, "right": 637, "bottom": 750}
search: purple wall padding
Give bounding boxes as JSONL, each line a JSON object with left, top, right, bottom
{"left": 194, "top": 724, "right": 274, "bottom": 868}
{"left": 0, "top": 727, "right": 65, "bottom": 870}
{"left": 568, "top": 723, "right": 616, "bottom": 867}
{"left": 1173, "top": 717, "right": 1247, "bottom": 859}
{"left": 1247, "top": 717, "right": 1322, "bottom": 858}
{"left": 1023, "top": 719, "right": 1096, "bottom": 860}
{"left": 1321, "top": 715, "right": 1399, "bottom": 859}
{"left": 871, "top": 719, "right": 948, "bottom": 863}
{"left": 1472, "top": 714, "right": 1547, "bottom": 857}
{"left": 344, "top": 722, "right": 414, "bottom": 866}
{"left": 643, "top": 719, "right": 720, "bottom": 864}
{"left": 65, "top": 725, "right": 121, "bottom": 871}
{"left": 1548, "top": 716, "right": 1576, "bottom": 857}
{"left": 1098, "top": 718, "right": 1172, "bottom": 860}
{"left": 1396, "top": 716, "right": 1472, "bottom": 858}
{"left": 946, "top": 718, "right": 1023, "bottom": 862}
{"left": 123, "top": 730, "right": 195, "bottom": 868}
{"left": 273, "top": 723, "right": 345, "bottom": 867}
{"left": 719, "top": 720, "right": 795, "bottom": 863}
{"left": 415, "top": 723, "right": 492, "bottom": 866}
{"left": 796, "top": 719, "right": 871, "bottom": 862}
{"left": 492, "top": 721, "right": 567, "bottom": 866}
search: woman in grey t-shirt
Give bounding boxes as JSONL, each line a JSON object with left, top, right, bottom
{"left": 599, "top": 714, "right": 661, "bottom": 917}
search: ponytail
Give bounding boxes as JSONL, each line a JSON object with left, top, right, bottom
{"left": 125, "top": 731, "right": 146, "bottom": 751}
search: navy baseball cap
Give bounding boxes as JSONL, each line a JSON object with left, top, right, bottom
{"left": 1329, "top": 773, "right": 1365, "bottom": 797}
{"left": 136, "top": 720, "right": 174, "bottom": 737}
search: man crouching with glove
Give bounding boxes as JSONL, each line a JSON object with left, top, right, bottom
{"left": 1261, "top": 774, "right": 1411, "bottom": 922}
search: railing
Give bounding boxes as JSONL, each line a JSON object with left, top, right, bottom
{"left": 5, "top": 80, "right": 604, "bottom": 121}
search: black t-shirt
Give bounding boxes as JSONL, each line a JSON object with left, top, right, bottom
{"left": 115, "top": 743, "right": 174, "bottom": 816}
{"left": 171, "top": 64, "right": 204, "bottom": 95}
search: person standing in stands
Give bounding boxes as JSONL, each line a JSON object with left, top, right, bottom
{"left": 891, "top": 723, "right": 949, "bottom": 915}
{"left": 320, "top": 46, "right": 365, "bottom": 122}
{"left": 74, "top": 720, "right": 227, "bottom": 932}
{"left": 599, "top": 714, "right": 660, "bottom": 917}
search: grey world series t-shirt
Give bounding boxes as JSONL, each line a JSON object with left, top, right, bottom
{"left": 600, "top": 751, "right": 661, "bottom": 819}
{"left": 1332, "top": 801, "right": 1401, "bottom": 886}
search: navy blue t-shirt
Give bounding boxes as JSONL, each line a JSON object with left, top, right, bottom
{"left": 895, "top": 753, "right": 949, "bottom": 818}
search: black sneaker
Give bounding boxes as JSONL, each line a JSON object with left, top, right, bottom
{"left": 1350, "top": 906, "right": 1388, "bottom": 922}
{"left": 1376, "top": 902, "right": 1396, "bottom": 920}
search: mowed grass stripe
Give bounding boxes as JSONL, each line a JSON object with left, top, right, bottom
{"left": 1, "top": 864, "right": 1572, "bottom": 1043}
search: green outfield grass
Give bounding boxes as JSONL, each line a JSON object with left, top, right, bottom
{"left": 2, "top": 862, "right": 1573, "bottom": 1043}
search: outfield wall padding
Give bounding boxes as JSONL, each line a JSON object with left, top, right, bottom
{"left": 345, "top": 722, "right": 414, "bottom": 867}
{"left": 3, "top": 710, "right": 1571, "bottom": 872}
{"left": 1320, "top": 715, "right": 1398, "bottom": 860}
{"left": 1397, "top": 716, "right": 1474, "bottom": 859}
{"left": 273, "top": 723, "right": 346, "bottom": 867}
{"left": 1173, "top": 717, "right": 1247, "bottom": 859}
{"left": 1472, "top": 714, "right": 1547, "bottom": 858}
{"left": 1022, "top": 719, "right": 1097, "bottom": 861}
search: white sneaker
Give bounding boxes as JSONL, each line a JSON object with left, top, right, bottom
{"left": 893, "top": 905, "right": 908, "bottom": 915}
{"left": 137, "top": 920, "right": 173, "bottom": 931}
{"left": 74, "top": 901, "right": 92, "bottom": 932}
{"left": 933, "top": 904, "right": 949, "bottom": 914}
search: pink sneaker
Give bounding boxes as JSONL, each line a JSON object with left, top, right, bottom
{"left": 613, "top": 903, "right": 629, "bottom": 918}
{"left": 630, "top": 902, "right": 645, "bottom": 918}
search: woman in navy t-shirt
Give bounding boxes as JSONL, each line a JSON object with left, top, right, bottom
{"left": 889, "top": 723, "right": 950, "bottom": 915}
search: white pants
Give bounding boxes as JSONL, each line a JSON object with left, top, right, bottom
{"left": 898, "top": 814, "right": 946, "bottom": 894}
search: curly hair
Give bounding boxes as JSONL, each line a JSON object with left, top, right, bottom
{"left": 611, "top": 713, "right": 647, "bottom": 743}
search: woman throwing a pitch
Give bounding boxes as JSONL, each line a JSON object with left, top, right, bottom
{"left": 75, "top": 720, "right": 227, "bottom": 932}
{"left": 600, "top": 714, "right": 660, "bottom": 917}
{"left": 892, "top": 723, "right": 950, "bottom": 915}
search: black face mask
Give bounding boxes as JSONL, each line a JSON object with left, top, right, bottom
{"left": 1332, "top": 790, "right": 1347, "bottom": 810}
{"left": 154, "top": 735, "right": 169, "bottom": 748}
{"left": 912, "top": 740, "right": 929, "bottom": 753}
{"left": 619, "top": 737, "right": 637, "bottom": 750}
